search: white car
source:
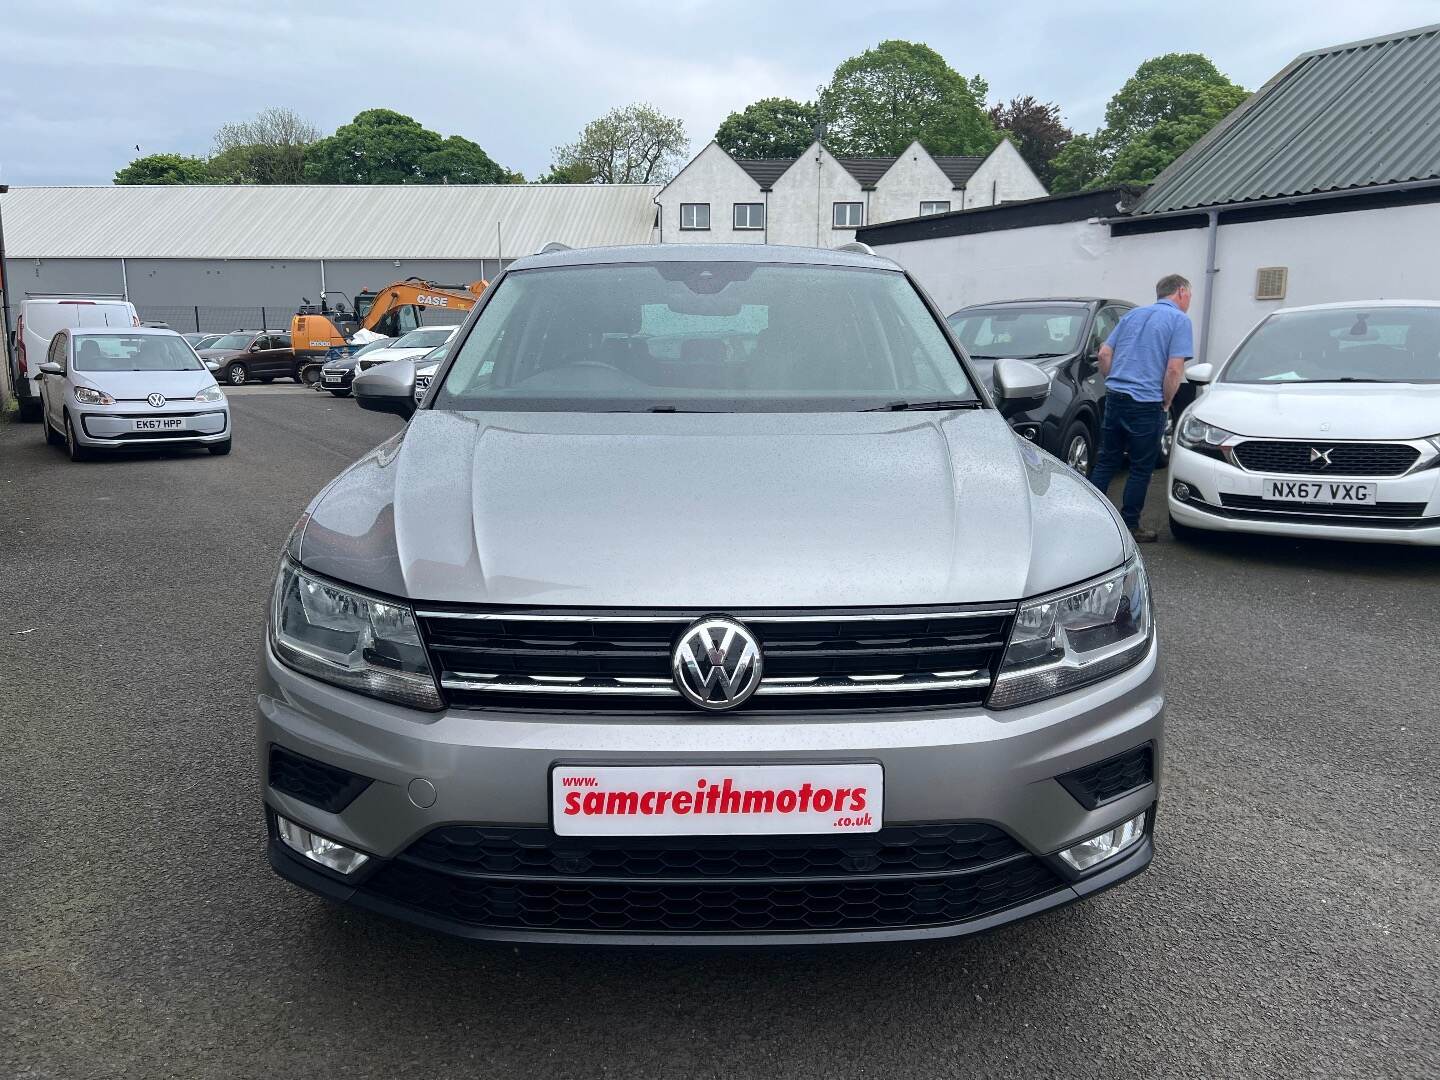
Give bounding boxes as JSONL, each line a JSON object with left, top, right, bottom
{"left": 12, "top": 295, "right": 139, "bottom": 421}
{"left": 35, "top": 326, "right": 231, "bottom": 461}
{"left": 1168, "top": 300, "right": 1440, "bottom": 545}
{"left": 355, "top": 325, "right": 458, "bottom": 373}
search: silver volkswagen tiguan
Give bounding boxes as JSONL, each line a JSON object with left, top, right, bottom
{"left": 259, "top": 244, "right": 1163, "bottom": 945}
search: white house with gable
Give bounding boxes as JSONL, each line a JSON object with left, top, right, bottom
{"left": 656, "top": 139, "right": 1046, "bottom": 248}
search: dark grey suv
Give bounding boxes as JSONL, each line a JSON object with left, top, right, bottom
{"left": 259, "top": 244, "right": 1162, "bottom": 945}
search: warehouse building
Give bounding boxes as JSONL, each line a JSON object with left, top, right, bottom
{"left": 0, "top": 183, "right": 661, "bottom": 334}
{"left": 859, "top": 23, "right": 1440, "bottom": 367}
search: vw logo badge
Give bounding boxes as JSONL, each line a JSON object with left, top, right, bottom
{"left": 672, "top": 616, "right": 763, "bottom": 711}
{"left": 147, "top": 393, "right": 166, "bottom": 408}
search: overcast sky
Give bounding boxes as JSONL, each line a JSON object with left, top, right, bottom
{"left": 2, "top": 0, "right": 1436, "bottom": 186}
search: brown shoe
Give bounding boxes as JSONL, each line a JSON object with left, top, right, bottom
{"left": 1129, "top": 526, "right": 1159, "bottom": 543}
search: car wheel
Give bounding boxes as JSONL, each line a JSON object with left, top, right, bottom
{"left": 225, "top": 363, "right": 247, "bottom": 386}
{"left": 298, "top": 366, "right": 321, "bottom": 386}
{"left": 44, "top": 412, "right": 62, "bottom": 445}
{"left": 1169, "top": 514, "right": 1204, "bottom": 542}
{"left": 328, "top": 389, "right": 351, "bottom": 398}
{"left": 208, "top": 438, "right": 232, "bottom": 456}
{"left": 1061, "top": 420, "right": 1095, "bottom": 476}
{"left": 1158, "top": 412, "right": 1174, "bottom": 467}
{"left": 17, "top": 397, "right": 43, "bottom": 422}
{"left": 64, "top": 412, "right": 91, "bottom": 462}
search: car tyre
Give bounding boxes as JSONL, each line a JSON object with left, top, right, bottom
{"left": 225, "top": 363, "right": 247, "bottom": 386}
{"left": 64, "top": 412, "right": 91, "bottom": 462}
{"left": 298, "top": 366, "right": 321, "bottom": 386}
{"left": 1061, "top": 419, "right": 1095, "bottom": 477}
{"left": 208, "top": 438, "right": 232, "bottom": 456}
{"left": 1169, "top": 514, "right": 1204, "bottom": 543}
{"left": 18, "top": 397, "right": 43, "bottom": 422}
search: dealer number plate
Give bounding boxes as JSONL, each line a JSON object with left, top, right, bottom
{"left": 133, "top": 417, "right": 185, "bottom": 431}
{"left": 552, "top": 763, "right": 882, "bottom": 837}
{"left": 1263, "top": 478, "right": 1377, "bottom": 504}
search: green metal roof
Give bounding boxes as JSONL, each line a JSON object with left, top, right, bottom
{"left": 1133, "top": 23, "right": 1440, "bottom": 215}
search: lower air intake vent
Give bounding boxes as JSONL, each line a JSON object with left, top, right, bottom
{"left": 268, "top": 745, "right": 372, "bottom": 813}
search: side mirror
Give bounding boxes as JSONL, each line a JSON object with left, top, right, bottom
{"left": 993, "top": 358, "right": 1050, "bottom": 407}
{"left": 353, "top": 360, "right": 417, "bottom": 419}
{"left": 1186, "top": 362, "right": 1215, "bottom": 384}
{"left": 39, "top": 362, "right": 64, "bottom": 376}
{"left": 205, "top": 360, "right": 221, "bottom": 372}
{"left": 250, "top": 342, "right": 263, "bottom": 352}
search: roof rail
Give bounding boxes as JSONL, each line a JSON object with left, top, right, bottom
{"left": 24, "top": 291, "right": 128, "bottom": 300}
{"left": 537, "top": 241, "right": 572, "bottom": 254}
{"left": 835, "top": 241, "right": 877, "bottom": 257}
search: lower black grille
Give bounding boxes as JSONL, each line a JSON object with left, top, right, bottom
{"left": 406, "top": 823, "right": 1022, "bottom": 879}
{"left": 416, "top": 607, "right": 1013, "bottom": 714}
{"left": 268, "top": 745, "right": 372, "bottom": 812}
{"left": 364, "top": 826, "right": 1062, "bottom": 934}
{"left": 1219, "top": 494, "right": 1428, "bottom": 519}
{"left": 1057, "top": 744, "right": 1153, "bottom": 810}
{"left": 1232, "top": 440, "right": 1419, "bottom": 476}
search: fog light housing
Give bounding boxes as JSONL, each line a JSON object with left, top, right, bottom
{"left": 276, "top": 814, "right": 370, "bottom": 875}
{"left": 1014, "top": 423, "right": 1040, "bottom": 441}
{"left": 1172, "top": 481, "right": 1192, "bottom": 502}
{"left": 1058, "top": 811, "right": 1147, "bottom": 872}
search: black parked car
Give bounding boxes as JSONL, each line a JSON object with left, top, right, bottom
{"left": 316, "top": 338, "right": 394, "bottom": 397}
{"left": 948, "top": 298, "right": 1135, "bottom": 476}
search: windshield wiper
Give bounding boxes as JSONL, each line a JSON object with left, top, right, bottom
{"left": 966, "top": 352, "right": 1065, "bottom": 361}
{"left": 864, "top": 399, "right": 984, "bottom": 412}
{"left": 1301, "top": 377, "right": 1387, "bottom": 383}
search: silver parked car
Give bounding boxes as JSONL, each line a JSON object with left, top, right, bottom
{"left": 36, "top": 327, "right": 231, "bottom": 460}
{"left": 260, "top": 244, "right": 1161, "bottom": 945}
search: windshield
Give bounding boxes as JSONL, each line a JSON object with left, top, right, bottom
{"left": 208, "top": 333, "right": 253, "bottom": 350}
{"left": 947, "top": 305, "right": 1086, "bottom": 358}
{"left": 353, "top": 338, "right": 394, "bottom": 357}
{"left": 1224, "top": 307, "right": 1440, "bottom": 384}
{"left": 193, "top": 334, "right": 221, "bottom": 349}
{"left": 393, "top": 328, "right": 453, "bottom": 350}
{"left": 73, "top": 334, "right": 204, "bottom": 372}
{"left": 435, "top": 262, "right": 976, "bottom": 412}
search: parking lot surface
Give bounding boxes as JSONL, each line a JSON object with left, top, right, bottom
{"left": 2, "top": 390, "right": 1437, "bottom": 1079}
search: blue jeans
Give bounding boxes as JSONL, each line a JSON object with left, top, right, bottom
{"left": 1090, "top": 392, "right": 1165, "bottom": 528}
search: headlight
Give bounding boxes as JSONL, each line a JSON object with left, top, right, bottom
{"left": 74, "top": 386, "right": 115, "bottom": 405}
{"left": 989, "top": 558, "right": 1153, "bottom": 709}
{"left": 270, "top": 561, "right": 441, "bottom": 710}
{"left": 1176, "top": 415, "right": 1234, "bottom": 459}
{"left": 194, "top": 385, "right": 225, "bottom": 403}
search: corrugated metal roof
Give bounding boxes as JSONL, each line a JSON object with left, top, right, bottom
{"left": 1135, "top": 23, "right": 1440, "bottom": 215}
{"left": 1, "top": 184, "right": 661, "bottom": 259}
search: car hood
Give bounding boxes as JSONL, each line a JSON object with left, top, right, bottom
{"left": 199, "top": 348, "right": 245, "bottom": 361}
{"left": 363, "top": 346, "right": 433, "bottom": 364}
{"left": 296, "top": 410, "right": 1129, "bottom": 608}
{"left": 1196, "top": 382, "right": 1440, "bottom": 440}
{"left": 74, "top": 368, "right": 216, "bottom": 398}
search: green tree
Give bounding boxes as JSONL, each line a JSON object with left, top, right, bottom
{"left": 303, "top": 109, "right": 514, "bottom": 184}
{"left": 207, "top": 106, "right": 318, "bottom": 184}
{"left": 550, "top": 104, "right": 688, "bottom": 183}
{"left": 819, "top": 40, "right": 996, "bottom": 156}
{"left": 987, "top": 96, "right": 1072, "bottom": 189}
{"left": 113, "top": 153, "right": 210, "bottom": 184}
{"left": 1049, "top": 54, "right": 1248, "bottom": 192}
{"left": 417, "top": 135, "right": 508, "bottom": 184}
{"left": 715, "top": 97, "right": 818, "bottom": 159}
{"left": 537, "top": 160, "right": 598, "bottom": 184}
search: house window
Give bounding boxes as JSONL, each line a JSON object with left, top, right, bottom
{"left": 920, "top": 201, "right": 951, "bottom": 216}
{"left": 833, "top": 202, "right": 863, "bottom": 228}
{"left": 680, "top": 203, "right": 710, "bottom": 230}
{"left": 733, "top": 203, "right": 765, "bottom": 230}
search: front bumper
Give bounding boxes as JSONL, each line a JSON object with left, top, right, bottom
{"left": 1169, "top": 444, "right": 1440, "bottom": 545}
{"left": 258, "top": 639, "right": 1163, "bottom": 945}
{"left": 76, "top": 405, "right": 230, "bottom": 447}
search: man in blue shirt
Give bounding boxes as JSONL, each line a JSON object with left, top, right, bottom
{"left": 1090, "top": 273, "right": 1195, "bottom": 542}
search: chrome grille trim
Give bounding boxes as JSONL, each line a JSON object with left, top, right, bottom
{"left": 416, "top": 608, "right": 1015, "bottom": 623}
{"left": 442, "top": 671, "right": 991, "bottom": 697}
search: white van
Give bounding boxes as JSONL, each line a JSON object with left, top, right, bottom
{"left": 13, "top": 296, "right": 139, "bottom": 420}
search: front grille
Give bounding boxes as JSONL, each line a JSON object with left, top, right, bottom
{"left": 1232, "top": 440, "right": 1420, "bottom": 476}
{"left": 415, "top": 607, "right": 1014, "bottom": 713}
{"left": 406, "top": 823, "right": 1021, "bottom": 879}
{"left": 1057, "top": 744, "right": 1153, "bottom": 810}
{"left": 268, "top": 744, "right": 372, "bottom": 812}
{"left": 1219, "top": 494, "right": 1428, "bottom": 519}
{"left": 362, "top": 823, "right": 1062, "bottom": 934}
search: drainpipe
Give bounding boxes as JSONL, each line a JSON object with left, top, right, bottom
{"left": 1198, "top": 209, "right": 1220, "bottom": 365}
{"left": 319, "top": 257, "right": 326, "bottom": 300}
{"left": 0, "top": 183, "right": 11, "bottom": 407}
{"left": 119, "top": 257, "right": 130, "bottom": 302}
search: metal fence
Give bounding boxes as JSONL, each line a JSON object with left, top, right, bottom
{"left": 134, "top": 304, "right": 472, "bottom": 333}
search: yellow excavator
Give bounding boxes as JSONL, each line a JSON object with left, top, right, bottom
{"left": 291, "top": 277, "right": 488, "bottom": 367}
